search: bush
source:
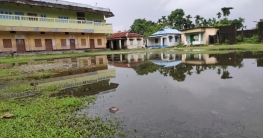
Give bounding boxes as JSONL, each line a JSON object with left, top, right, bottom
{"left": 243, "top": 35, "right": 259, "bottom": 44}
{"left": 224, "top": 39, "right": 230, "bottom": 45}
{"left": 236, "top": 35, "right": 242, "bottom": 42}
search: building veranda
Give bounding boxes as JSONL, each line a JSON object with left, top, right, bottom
{"left": 0, "top": 0, "right": 114, "bottom": 53}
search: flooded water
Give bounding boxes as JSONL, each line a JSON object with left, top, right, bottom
{"left": 1, "top": 51, "right": 263, "bottom": 137}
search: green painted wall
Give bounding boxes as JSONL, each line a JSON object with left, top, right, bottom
{"left": 0, "top": 2, "right": 105, "bottom": 21}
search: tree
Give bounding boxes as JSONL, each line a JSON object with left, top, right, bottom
{"left": 161, "top": 16, "right": 167, "bottom": 22}
{"left": 130, "top": 18, "right": 149, "bottom": 35}
{"left": 194, "top": 15, "right": 201, "bottom": 27}
{"left": 168, "top": 9, "right": 185, "bottom": 30}
{"left": 130, "top": 19, "right": 162, "bottom": 36}
{"left": 231, "top": 17, "right": 245, "bottom": 30}
{"left": 157, "top": 19, "right": 162, "bottom": 25}
{"left": 217, "top": 12, "right": 222, "bottom": 19}
{"left": 201, "top": 19, "right": 209, "bottom": 27}
{"left": 221, "top": 7, "right": 234, "bottom": 18}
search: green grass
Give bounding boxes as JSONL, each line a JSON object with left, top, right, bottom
{"left": 0, "top": 96, "right": 120, "bottom": 138}
{"left": 0, "top": 69, "right": 20, "bottom": 76}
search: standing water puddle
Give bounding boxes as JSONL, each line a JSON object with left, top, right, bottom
{"left": 78, "top": 52, "right": 263, "bottom": 137}
{"left": 1, "top": 52, "right": 263, "bottom": 137}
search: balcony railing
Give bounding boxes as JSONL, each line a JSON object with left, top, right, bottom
{"left": 32, "top": 0, "right": 111, "bottom": 12}
{"left": 0, "top": 14, "right": 112, "bottom": 27}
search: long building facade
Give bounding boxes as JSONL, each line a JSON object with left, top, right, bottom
{"left": 0, "top": 0, "right": 114, "bottom": 53}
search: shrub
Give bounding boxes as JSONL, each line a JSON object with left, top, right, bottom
{"left": 236, "top": 35, "right": 242, "bottom": 42}
{"left": 243, "top": 35, "right": 259, "bottom": 44}
{"left": 224, "top": 39, "right": 230, "bottom": 45}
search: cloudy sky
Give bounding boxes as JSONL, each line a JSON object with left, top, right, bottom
{"left": 70, "top": 0, "right": 262, "bottom": 32}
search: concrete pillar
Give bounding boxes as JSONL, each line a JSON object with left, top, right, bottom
{"left": 111, "top": 54, "right": 114, "bottom": 61}
{"left": 119, "top": 40, "right": 122, "bottom": 49}
{"left": 161, "top": 53, "right": 164, "bottom": 60}
{"left": 110, "top": 41, "right": 113, "bottom": 49}
{"left": 199, "top": 34, "right": 201, "bottom": 44}
{"left": 126, "top": 39, "right": 129, "bottom": 49}
{"left": 135, "top": 54, "right": 138, "bottom": 62}
{"left": 160, "top": 37, "right": 163, "bottom": 46}
{"left": 120, "top": 54, "right": 122, "bottom": 61}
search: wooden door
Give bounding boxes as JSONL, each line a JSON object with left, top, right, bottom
{"left": 16, "top": 39, "right": 26, "bottom": 53}
{"left": 90, "top": 39, "right": 95, "bottom": 49}
{"left": 45, "top": 39, "right": 53, "bottom": 51}
{"left": 70, "top": 39, "right": 76, "bottom": 50}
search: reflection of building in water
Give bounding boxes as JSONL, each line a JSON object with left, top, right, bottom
{"left": 107, "top": 53, "right": 146, "bottom": 68}
{"left": 147, "top": 53, "right": 182, "bottom": 67}
{"left": 182, "top": 54, "right": 218, "bottom": 65}
{"left": 50, "top": 80, "right": 119, "bottom": 98}
{"left": 39, "top": 68, "right": 116, "bottom": 90}
{"left": 258, "top": 59, "right": 263, "bottom": 67}
{"left": 0, "top": 55, "right": 108, "bottom": 70}
{"left": 147, "top": 53, "right": 182, "bottom": 61}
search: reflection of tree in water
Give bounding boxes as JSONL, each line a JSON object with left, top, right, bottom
{"left": 133, "top": 62, "right": 161, "bottom": 75}
{"left": 233, "top": 58, "right": 244, "bottom": 68}
{"left": 133, "top": 62, "right": 238, "bottom": 82}
{"left": 221, "top": 65, "right": 233, "bottom": 79}
{"left": 159, "top": 64, "right": 191, "bottom": 82}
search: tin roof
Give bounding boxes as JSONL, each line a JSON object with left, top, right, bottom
{"left": 2, "top": 0, "right": 114, "bottom": 17}
{"left": 107, "top": 31, "right": 143, "bottom": 40}
{"left": 149, "top": 28, "right": 181, "bottom": 37}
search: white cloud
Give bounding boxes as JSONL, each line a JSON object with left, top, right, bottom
{"left": 69, "top": 0, "right": 263, "bottom": 32}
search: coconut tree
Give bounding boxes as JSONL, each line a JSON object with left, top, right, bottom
{"left": 194, "top": 15, "right": 201, "bottom": 27}
{"left": 201, "top": 19, "right": 209, "bottom": 27}
{"left": 157, "top": 19, "right": 162, "bottom": 25}
{"left": 162, "top": 16, "right": 167, "bottom": 22}
{"left": 217, "top": 12, "right": 222, "bottom": 19}
{"left": 208, "top": 18, "right": 213, "bottom": 27}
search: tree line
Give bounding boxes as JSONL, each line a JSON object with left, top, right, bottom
{"left": 130, "top": 7, "right": 246, "bottom": 36}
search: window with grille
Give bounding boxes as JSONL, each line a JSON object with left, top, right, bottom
{"left": 137, "top": 40, "right": 141, "bottom": 45}
{"left": 3, "top": 39, "right": 12, "bottom": 48}
{"left": 61, "top": 39, "right": 66, "bottom": 46}
{"left": 81, "top": 39, "right": 86, "bottom": 46}
{"left": 130, "top": 39, "right": 133, "bottom": 45}
{"left": 155, "top": 38, "right": 158, "bottom": 43}
{"left": 34, "top": 39, "right": 42, "bottom": 47}
{"left": 97, "top": 39, "right": 102, "bottom": 45}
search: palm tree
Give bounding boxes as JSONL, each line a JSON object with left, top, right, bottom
{"left": 162, "top": 16, "right": 167, "bottom": 22}
{"left": 201, "top": 19, "right": 208, "bottom": 27}
{"left": 194, "top": 15, "right": 201, "bottom": 27}
{"left": 212, "top": 18, "right": 217, "bottom": 26}
{"left": 185, "top": 15, "right": 192, "bottom": 20}
{"left": 217, "top": 12, "right": 222, "bottom": 19}
{"left": 157, "top": 19, "right": 162, "bottom": 25}
{"left": 208, "top": 18, "right": 213, "bottom": 27}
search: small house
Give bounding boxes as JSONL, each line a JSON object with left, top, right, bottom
{"left": 147, "top": 28, "right": 181, "bottom": 48}
{"left": 107, "top": 31, "right": 145, "bottom": 50}
{"left": 180, "top": 27, "right": 219, "bottom": 46}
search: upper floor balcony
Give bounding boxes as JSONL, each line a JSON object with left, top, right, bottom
{"left": 0, "top": 14, "right": 113, "bottom": 33}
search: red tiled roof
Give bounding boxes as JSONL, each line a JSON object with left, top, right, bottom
{"left": 107, "top": 31, "right": 143, "bottom": 40}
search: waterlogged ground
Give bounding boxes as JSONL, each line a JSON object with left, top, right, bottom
{"left": 1, "top": 51, "right": 263, "bottom": 137}
{"left": 84, "top": 52, "right": 263, "bottom": 137}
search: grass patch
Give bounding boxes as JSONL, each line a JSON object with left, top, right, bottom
{"left": 0, "top": 96, "right": 120, "bottom": 137}
{"left": 0, "top": 69, "right": 20, "bottom": 76}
